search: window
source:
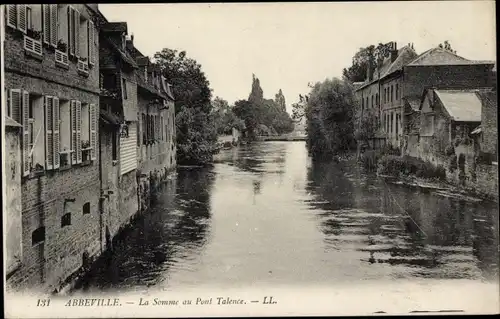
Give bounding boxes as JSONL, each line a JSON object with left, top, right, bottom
{"left": 61, "top": 213, "right": 71, "bottom": 227}
{"left": 112, "top": 132, "right": 117, "bottom": 160}
{"left": 390, "top": 85, "right": 394, "bottom": 102}
{"left": 395, "top": 114, "right": 399, "bottom": 136}
{"left": 161, "top": 116, "right": 164, "bottom": 141}
{"left": 122, "top": 78, "right": 128, "bottom": 99}
{"left": 396, "top": 84, "right": 399, "bottom": 100}
{"left": 6, "top": 5, "right": 28, "bottom": 33}
{"left": 32, "top": 226, "right": 45, "bottom": 246}
{"left": 361, "top": 97, "right": 364, "bottom": 110}
{"left": 68, "top": 6, "right": 80, "bottom": 57}
{"left": 390, "top": 113, "right": 394, "bottom": 134}
{"left": 42, "top": 4, "right": 57, "bottom": 47}
{"left": 57, "top": 5, "right": 68, "bottom": 52}
{"left": 376, "top": 93, "right": 379, "bottom": 106}
{"left": 78, "top": 13, "right": 88, "bottom": 62}
{"left": 142, "top": 113, "right": 146, "bottom": 144}
{"left": 371, "top": 95, "right": 374, "bottom": 108}
{"left": 59, "top": 99, "right": 72, "bottom": 168}
{"left": 83, "top": 202, "right": 90, "bottom": 215}
{"left": 365, "top": 97, "right": 368, "bottom": 109}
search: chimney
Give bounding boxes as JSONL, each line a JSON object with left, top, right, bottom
{"left": 130, "top": 33, "right": 134, "bottom": 44}
{"left": 390, "top": 42, "right": 398, "bottom": 62}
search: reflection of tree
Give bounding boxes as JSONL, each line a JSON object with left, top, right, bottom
{"left": 305, "top": 158, "right": 356, "bottom": 212}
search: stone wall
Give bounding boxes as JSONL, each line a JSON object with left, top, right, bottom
{"left": 4, "top": 128, "right": 23, "bottom": 278}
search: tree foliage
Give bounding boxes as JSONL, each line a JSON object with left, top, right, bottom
{"left": 305, "top": 78, "right": 356, "bottom": 157}
{"left": 234, "top": 74, "right": 294, "bottom": 138}
{"left": 210, "top": 96, "right": 245, "bottom": 135}
{"left": 154, "top": 48, "right": 217, "bottom": 165}
{"left": 342, "top": 43, "right": 394, "bottom": 83}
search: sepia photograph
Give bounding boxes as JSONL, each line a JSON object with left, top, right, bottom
{"left": 2, "top": 1, "right": 499, "bottom": 317}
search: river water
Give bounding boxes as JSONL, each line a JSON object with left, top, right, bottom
{"left": 76, "top": 142, "right": 499, "bottom": 298}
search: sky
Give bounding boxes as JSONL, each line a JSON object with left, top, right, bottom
{"left": 99, "top": 1, "right": 496, "bottom": 113}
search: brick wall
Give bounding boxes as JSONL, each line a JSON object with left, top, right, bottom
{"left": 481, "top": 93, "right": 498, "bottom": 156}
{"left": 4, "top": 5, "right": 102, "bottom": 292}
{"left": 404, "top": 64, "right": 494, "bottom": 99}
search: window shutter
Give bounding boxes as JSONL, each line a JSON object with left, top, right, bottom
{"left": 70, "top": 100, "right": 77, "bottom": 164}
{"left": 50, "top": 4, "right": 57, "bottom": 47}
{"left": 8, "top": 89, "right": 22, "bottom": 123}
{"left": 45, "top": 96, "right": 54, "bottom": 170}
{"left": 90, "top": 103, "right": 97, "bottom": 160}
{"left": 6, "top": 5, "right": 17, "bottom": 29}
{"left": 76, "top": 101, "right": 82, "bottom": 163}
{"left": 74, "top": 9, "right": 80, "bottom": 58}
{"left": 88, "top": 20, "right": 95, "bottom": 65}
{"left": 43, "top": 4, "right": 50, "bottom": 44}
{"left": 21, "top": 90, "right": 30, "bottom": 176}
{"left": 53, "top": 97, "right": 60, "bottom": 169}
{"left": 17, "top": 4, "right": 27, "bottom": 33}
{"left": 68, "top": 6, "right": 74, "bottom": 56}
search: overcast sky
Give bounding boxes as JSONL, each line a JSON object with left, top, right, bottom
{"left": 99, "top": 1, "right": 496, "bottom": 113}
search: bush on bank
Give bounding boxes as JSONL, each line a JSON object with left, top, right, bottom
{"left": 377, "top": 155, "right": 446, "bottom": 181}
{"left": 358, "top": 144, "right": 400, "bottom": 171}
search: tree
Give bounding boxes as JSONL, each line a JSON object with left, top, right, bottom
{"left": 154, "top": 48, "right": 217, "bottom": 165}
{"left": 305, "top": 78, "right": 356, "bottom": 157}
{"left": 248, "top": 73, "right": 264, "bottom": 104}
{"left": 342, "top": 43, "right": 394, "bottom": 83}
{"left": 274, "top": 89, "right": 286, "bottom": 112}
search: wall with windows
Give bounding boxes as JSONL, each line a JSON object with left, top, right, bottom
{"left": 380, "top": 75, "right": 403, "bottom": 148}
{"left": 4, "top": 4, "right": 102, "bottom": 292}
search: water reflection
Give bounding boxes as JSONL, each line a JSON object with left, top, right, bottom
{"left": 77, "top": 167, "right": 215, "bottom": 292}
{"left": 306, "top": 158, "right": 499, "bottom": 281}
{"left": 77, "top": 142, "right": 498, "bottom": 293}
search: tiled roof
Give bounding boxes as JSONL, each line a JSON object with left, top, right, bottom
{"left": 136, "top": 56, "right": 150, "bottom": 66}
{"left": 405, "top": 98, "right": 421, "bottom": 111}
{"left": 435, "top": 89, "right": 484, "bottom": 122}
{"left": 356, "top": 45, "right": 417, "bottom": 90}
{"left": 105, "top": 37, "right": 138, "bottom": 69}
{"left": 4, "top": 116, "right": 22, "bottom": 127}
{"left": 407, "top": 47, "right": 494, "bottom": 66}
{"left": 102, "top": 22, "right": 128, "bottom": 33}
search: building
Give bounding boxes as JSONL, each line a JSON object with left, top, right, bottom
{"left": 355, "top": 42, "right": 418, "bottom": 149}
{"left": 355, "top": 42, "right": 495, "bottom": 151}
{"left": 125, "top": 34, "right": 176, "bottom": 213}
{"left": 4, "top": 4, "right": 102, "bottom": 291}
{"left": 98, "top": 21, "right": 141, "bottom": 243}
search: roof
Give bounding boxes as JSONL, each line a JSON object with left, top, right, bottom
{"left": 104, "top": 37, "right": 138, "bottom": 69}
{"left": 102, "top": 22, "right": 128, "bottom": 33}
{"left": 405, "top": 98, "right": 421, "bottom": 111}
{"left": 356, "top": 45, "right": 417, "bottom": 91}
{"left": 471, "top": 126, "right": 482, "bottom": 135}
{"left": 434, "top": 89, "right": 483, "bottom": 122}
{"left": 99, "top": 109, "right": 122, "bottom": 126}
{"left": 4, "top": 116, "right": 22, "bottom": 128}
{"left": 407, "top": 47, "right": 494, "bottom": 66}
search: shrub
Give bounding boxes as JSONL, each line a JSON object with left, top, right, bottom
{"left": 377, "top": 155, "right": 446, "bottom": 181}
{"left": 476, "top": 151, "right": 494, "bottom": 165}
{"left": 445, "top": 144, "right": 455, "bottom": 156}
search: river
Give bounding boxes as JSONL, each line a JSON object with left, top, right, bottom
{"left": 74, "top": 142, "right": 499, "bottom": 302}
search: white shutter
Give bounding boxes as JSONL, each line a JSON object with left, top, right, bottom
{"left": 74, "top": 9, "right": 80, "bottom": 58}
{"left": 42, "top": 4, "right": 50, "bottom": 44}
{"left": 50, "top": 4, "right": 57, "bottom": 47}
{"left": 68, "top": 6, "right": 74, "bottom": 56}
{"left": 88, "top": 20, "right": 95, "bottom": 65}
{"left": 70, "top": 100, "right": 77, "bottom": 164}
{"left": 21, "top": 90, "right": 30, "bottom": 176}
{"left": 8, "top": 89, "right": 22, "bottom": 123}
{"left": 45, "top": 96, "right": 54, "bottom": 170}
{"left": 6, "top": 5, "right": 17, "bottom": 29}
{"left": 17, "top": 5, "right": 27, "bottom": 33}
{"left": 53, "top": 97, "right": 60, "bottom": 169}
{"left": 76, "top": 101, "right": 82, "bottom": 163}
{"left": 90, "top": 103, "right": 97, "bottom": 160}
